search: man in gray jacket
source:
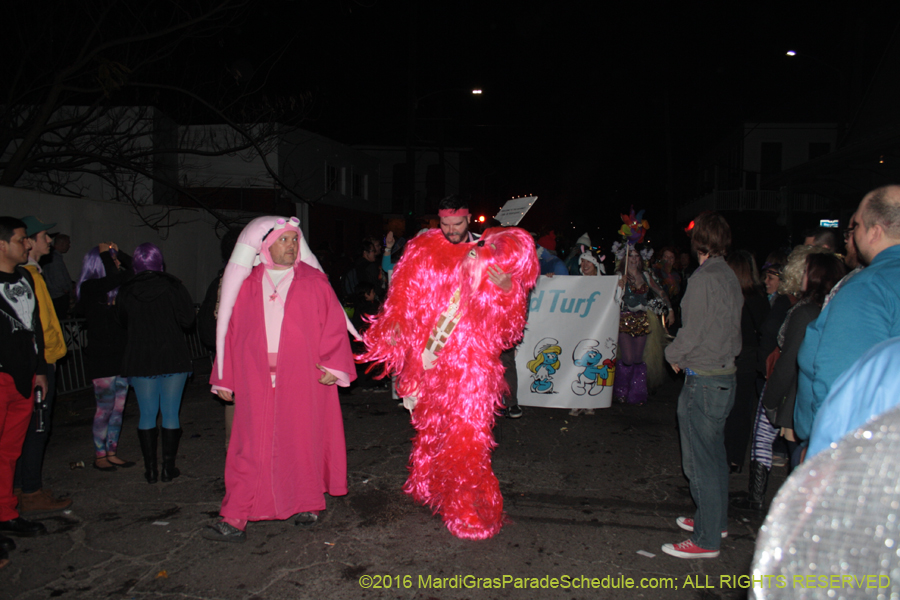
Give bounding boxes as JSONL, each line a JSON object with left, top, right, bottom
{"left": 662, "top": 211, "right": 742, "bottom": 559}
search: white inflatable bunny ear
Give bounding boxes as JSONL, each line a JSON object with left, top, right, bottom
{"left": 215, "top": 216, "right": 359, "bottom": 379}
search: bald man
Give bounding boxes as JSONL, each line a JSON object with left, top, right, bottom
{"left": 795, "top": 185, "right": 900, "bottom": 442}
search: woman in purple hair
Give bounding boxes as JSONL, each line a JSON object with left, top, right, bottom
{"left": 116, "top": 243, "right": 195, "bottom": 484}
{"left": 74, "top": 243, "right": 135, "bottom": 471}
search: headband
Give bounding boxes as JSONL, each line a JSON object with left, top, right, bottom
{"left": 438, "top": 208, "right": 470, "bottom": 217}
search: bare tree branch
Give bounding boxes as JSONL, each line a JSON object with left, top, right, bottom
{"left": 0, "top": 0, "right": 309, "bottom": 228}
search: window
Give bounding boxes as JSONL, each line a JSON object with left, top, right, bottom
{"left": 352, "top": 172, "right": 364, "bottom": 198}
{"left": 326, "top": 164, "right": 338, "bottom": 192}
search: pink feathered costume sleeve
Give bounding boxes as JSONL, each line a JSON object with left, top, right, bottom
{"left": 457, "top": 227, "right": 540, "bottom": 351}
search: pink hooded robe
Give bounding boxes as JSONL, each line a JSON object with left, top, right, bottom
{"left": 211, "top": 219, "right": 355, "bottom": 523}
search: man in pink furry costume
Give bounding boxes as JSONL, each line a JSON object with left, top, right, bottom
{"left": 359, "top": 214, "right": 538, "bottom": 540}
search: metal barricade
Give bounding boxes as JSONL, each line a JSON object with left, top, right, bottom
{"left": 56, "top": 306, "right": 212, "bottom": 396}
{"left": 56, "top": 318, "right": 90, "bottom": 395}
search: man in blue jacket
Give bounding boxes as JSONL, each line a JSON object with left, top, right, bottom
{"left": 795, "top": 185, "right": 900, "bottom": 442}
{"left": 807, "top": 337, "right": 900, "bottom": 459}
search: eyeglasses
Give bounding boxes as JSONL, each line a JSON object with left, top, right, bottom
{"left": 843, "top": 223, "right": 857, "bottom": 240}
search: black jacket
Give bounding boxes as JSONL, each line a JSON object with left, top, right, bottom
{"left": 73, "top": 251, "right": 133, "bottom": 379}
{"left": 763, "top": 301, "right": 821, "bottom": 429}
{"left": 197, "top": 270, "right": 222, "bottom": 350}
{"left": 0, "top": 267, "right": 46, "bottom": 397}
{"left": 117, "top": 270, "right": 195, "bottom": 377}
{"left": 758, "top": 294, "right": 794, "bottom": 374}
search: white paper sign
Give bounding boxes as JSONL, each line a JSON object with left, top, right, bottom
{"left": 516, "top": 275, "right": 620, "bottom": 409}
{"left": 495, "top": 196, "right": 537, "bottom": 226}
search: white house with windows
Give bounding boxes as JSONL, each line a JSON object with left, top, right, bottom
{"left": 353, "top": 144, "right": 467, "bottom": 216}
{"left": 679, "top": 122, "right": 838, "bottom": 224}
{"left": 278, "top": 129, "right": 382, "bottom": 212}
{"left": 178, "top": 125, "right": 381, "bottom": 211}
{"left": 177, "top": 125, "right": 383, "bottom": 250}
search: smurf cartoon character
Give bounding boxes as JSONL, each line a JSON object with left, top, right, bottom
{"left": 571, "top": 339, "right": 617, "bottom": 396}
{"left": 527, "top": 337, "right": 561, "bottom": 393}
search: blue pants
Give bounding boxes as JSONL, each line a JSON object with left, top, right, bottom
{"left": 131, "top": 373, "right": 189, "bottom": 430}
{"left": 676, "top": 373, "right": 736, "bottom": 551}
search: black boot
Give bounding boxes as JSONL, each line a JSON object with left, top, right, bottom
{"left": 137, "top": 428, "right": 158, "bottom": 484}
{"left": 731, "top": 460, "right": 768, "bottom": 511}
{"left": 160, "top": 428, "right": 182, "bottom": 482}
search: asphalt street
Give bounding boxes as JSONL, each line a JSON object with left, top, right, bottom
{"left": 3, "top": 366, "right": 784, "bottom": 600}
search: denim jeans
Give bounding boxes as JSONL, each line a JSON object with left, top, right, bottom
{"left": 676, "top": 372, "right": 736, "bottom": 550}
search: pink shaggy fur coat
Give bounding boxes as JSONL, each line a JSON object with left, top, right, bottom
{"left": 359, "top": 227, "right": 538, "bottom": 539}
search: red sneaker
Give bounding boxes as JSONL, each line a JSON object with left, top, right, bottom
{"left": 676, "top": 516, "right": 727, "bottom": 538}
{"left": 662, "top": 539, "right": 720, "bottom": 559}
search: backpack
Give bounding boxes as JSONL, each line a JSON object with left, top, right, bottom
{"left": 340, "top": 267, "right": 359, "bottom": 300}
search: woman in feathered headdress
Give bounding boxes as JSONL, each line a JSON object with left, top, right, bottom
{"left": 611, "top": 208, "right": 673, "bottom": 405}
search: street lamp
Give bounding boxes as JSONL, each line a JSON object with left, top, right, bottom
{"left": 785, "top": 49, "right": 839, "bottom": 74}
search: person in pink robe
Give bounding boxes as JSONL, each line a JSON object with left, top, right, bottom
{"left": 204, "top": 217, "right": 355, "bottom": 543}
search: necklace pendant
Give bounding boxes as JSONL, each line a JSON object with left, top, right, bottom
{"left": 269, "top": 292, "right": 278, "bottom": 301}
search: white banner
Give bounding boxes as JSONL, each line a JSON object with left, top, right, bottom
{"left": 516, "top": 275, "right": 621, "bottom": 409}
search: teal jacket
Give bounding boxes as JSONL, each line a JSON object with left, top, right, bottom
{"left": 807, "top": 337, "right": 900, "bottom": 459}
{"left": 795, "top": 245, "right": 900, "bottom": 440}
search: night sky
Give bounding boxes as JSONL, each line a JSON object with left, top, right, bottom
{"left": 7, "top": 1, "right": 900, "bottom": 247}
{"left": 221, "top": 2, "right": 898, "bottom": 245}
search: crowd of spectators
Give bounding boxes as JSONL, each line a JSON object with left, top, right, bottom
{"left": 0, "top": 215, "right": 196, "bottom": 570}
{"left": 4, "top": 184, "right": 900, "bottom": 566}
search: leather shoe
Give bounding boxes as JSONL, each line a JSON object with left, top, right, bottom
{"left": 17, "top": 489, "right": 72, "bottom": 514}
{"left": 0, "top": 517, "right": 47, "bottom": 537}
{"left": 294, "top": 511, "right": 319, "bottom": 527}
{"left": 93, "top": 459, "right": 117, "bottom": 472}
{"left": 0, "top": 534, "right": 15, "bottom": 551}
{"left": 202, "top": 521, "right": 246, "bottom": 543}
